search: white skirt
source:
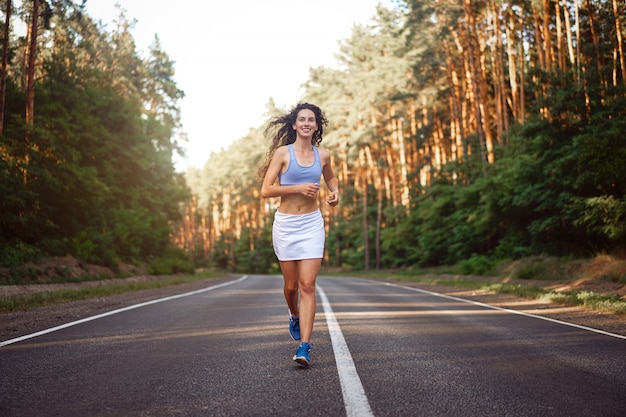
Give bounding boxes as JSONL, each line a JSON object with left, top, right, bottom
{"left": 272, "top": 209, "right": 325, "bottom": 261}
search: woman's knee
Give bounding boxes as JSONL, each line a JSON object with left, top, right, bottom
{"left": 299, "top": 280, "right": 316, "bottom": 295}
{"left": 284, "top": 281, "right": 299, "bottom": 293}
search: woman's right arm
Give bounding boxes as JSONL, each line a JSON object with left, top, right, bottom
{"left": 261, "top": 147, "right": 320, "bottom": 199}
{"left": 262, "top": 147, "right": 295, "bottom": 198}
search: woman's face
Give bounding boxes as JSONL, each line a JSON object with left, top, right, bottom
{"left": 292, "top": 109, "right": 317, "bottom": 139}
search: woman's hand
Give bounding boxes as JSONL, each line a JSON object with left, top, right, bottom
{"left": 327, "top": 190, "right": 339, "bottom": 207}
{"left": 300, "top": 182, "right": 320, "bottom": 199}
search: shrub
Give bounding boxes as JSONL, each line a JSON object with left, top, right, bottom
{"left": 0, "top": 241, "right": 42, "bottom": 267}
{"left": 147, "top": 248, "right": 194, "bottom": 275}
{"left": 459, "top": 254, "right": 494, "bottom": 275}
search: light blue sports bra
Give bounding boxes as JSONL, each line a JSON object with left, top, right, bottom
{"left": 279, "top": 144, "right": 322, "bottom": 186}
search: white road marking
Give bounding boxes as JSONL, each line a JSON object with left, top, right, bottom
{"left": 318, "top": 284, "right": 374, "bottom": 417}
{"left": 386, "top": 282, "right": 626, "bottom": 340}
{"left": 0, "top": 275, "right": 249, "bottom": 347}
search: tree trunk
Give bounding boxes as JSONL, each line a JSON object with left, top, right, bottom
{"left": 555, "top": 1, "right": 566, "bottom": 71}
{"left": 461, "top": 0, "right": 489, "bottom": 173}
{"left": 585, "top": 0, "right": 606, "bottom": 89}
{"left": 563, "top": 3, "right": 576, "bottom": 72}
{"left": 612, "top": 0, "right": 625, "bottom": 85}
{"left": 532, "top": 6, "right": 550, "bottom": 119}
{"left": 201, "top": 210, "right": 209, "bottom": 257}
{"left": 474, "top": 12, "right": 496, "bottom": 163}
{"left": 0, "top": 0, "right": 11, "bottom": 136}
{"left": 490, "top": 3, "right": 507, "bottom": 141}
{"left": 21, "top": 0, "right": 39, "bottom": 183}
{"left": 394, "top": 117, "right": 410, "bottom": 209}
{"left": 532, "top": 8, "right": 545, "bottom": 72}
{"left": 575, "top": 0, "right": 582, "bottom": 84}
{"left": 505, "top": 7, "right": 520, "bottom": 122}
{"left": 519, "top": 8, "right": 525, "bottom": 122}
{"left": 542, "top": 0, "right": 554, "bottom": 69}
{"left": 26, "top": 0, "right": 39, "bottom": 129}
{"left": 358, "top": 148, "right": 370, "bottom": 271}
{"left": 443, "top": 40, "right": 466, "bottom": 164}
{"left": 365, "top": 144, "right": 383, "bottom": 270}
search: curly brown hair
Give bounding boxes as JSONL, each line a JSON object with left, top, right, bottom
{"left": 258, "top": 103, "right": 328, "bottom": 178}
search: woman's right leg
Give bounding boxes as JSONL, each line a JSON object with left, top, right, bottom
{"left": 280, "top": 260, "right": 299, "bottom": 317}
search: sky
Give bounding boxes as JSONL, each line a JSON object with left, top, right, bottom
{"left": 82, "top": 0, "right": 395, "bottom": 170}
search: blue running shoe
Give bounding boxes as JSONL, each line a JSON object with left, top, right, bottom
{"left": 289, "top": 315, "right": 300, "bottom": 341}
{"left": 293, "top": 342, "right": 311, "bottom": 366}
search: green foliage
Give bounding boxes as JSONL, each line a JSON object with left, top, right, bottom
{"left": 573, "top": 292, "right": 626, "bottom": 314}
{"left": 514, "top": 264, "right": 545, "bottom": 280}
{"left": 459, "top": 254, "right": 494, "bottom": 276}
{"left": 492, "top": 233, "right": 532, "bottom": 260}
{"left": 383, "top": 174, "right": 499, "bottom": 268}
{"left": 370, "top": 92, "right": 626, "bottom": 269}
{"left": 146, "top": 248, "right": 194, "bottom": 275}
{"left": 1, "top": 265, "right": 42, "bottom": 284}
{"left": 233, "top": 225, "right": 277, "bottom": 274}
{"left": 66, "top": 229, "right": 118, "bottom": 268}
{"left": 111, "top": 208, "right": 171, "bottom": 262}
{"left": 0, "top": 241, "right": 42, "bottom": 267}
{"left": 327, "top": 193, "right": 367, "bottom": 269}
{"left": 573, "top": 196, "right": 626, "bottom": 242}
{"left": 380, "top": 207, "right": 420, "bottom": 268}
{"left": 1, "top": 6, "right": 189, "bottom": 274}
{"left": 482, "top": 283, "right": 626, "bottom": 315}
{"left": 509, "top": 256, "right": 574, "bottom": 281}
{"left": 208, "top": 235, "right": 233, "bottom": 271}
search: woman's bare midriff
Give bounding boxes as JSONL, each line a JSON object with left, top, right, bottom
{"left": 278, "top": 194, "right": 319, "bottom": 215}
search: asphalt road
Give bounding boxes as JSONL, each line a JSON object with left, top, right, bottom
{"left": 1, "top": 275, "right": 625, "bottom": 417}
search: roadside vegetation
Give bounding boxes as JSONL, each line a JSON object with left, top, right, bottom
{"left": 0, "top": 270, "right": 222, "bottom": 313}
{"left": 341, "top": 254, "right": 626, "bottom": 316}
{"left": 1, "top": 254, "right": 624, "bottom": 316}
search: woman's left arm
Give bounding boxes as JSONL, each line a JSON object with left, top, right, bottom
{"left": 321, "top": 149, "right": 339, "bottom": 207}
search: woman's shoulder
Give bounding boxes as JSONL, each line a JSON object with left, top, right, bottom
{"left": 316, "top": 146, "right": 332, "bottom": 159}
{"left": 271, "top": 144, "right": 290, "bottom": 163}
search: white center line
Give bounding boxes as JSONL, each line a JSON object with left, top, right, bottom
{"left": 318, "top": 284, "right": 374, "bottom": 417}
{"left": 0, "top": 275, "right": 249, "bottom": 347}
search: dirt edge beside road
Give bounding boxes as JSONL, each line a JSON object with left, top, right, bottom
{"left": 0, "top": 275, "right": 238, "bottom": 343}
{"left": 383, "top": 279, "right": 626, "bottom": 338}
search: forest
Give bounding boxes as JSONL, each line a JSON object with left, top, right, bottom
{"left": 1, "top": 0, "right": 190, "bottom": 273}
{"left": 2, "top": 1, "right": 625, "bottom": 276}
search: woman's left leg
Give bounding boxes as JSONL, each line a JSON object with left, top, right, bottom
{"left": 297, "top": 258, "right": 322, "bottom": 343}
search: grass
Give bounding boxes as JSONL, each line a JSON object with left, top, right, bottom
{"left": 485, "top": 283, "right": 626, "bottom": 315}
{"left": 334, "top": 256, "right": 626, "bottom": 316}
{"left": 0, "top": 271, "right": 222, "bottom": 314}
